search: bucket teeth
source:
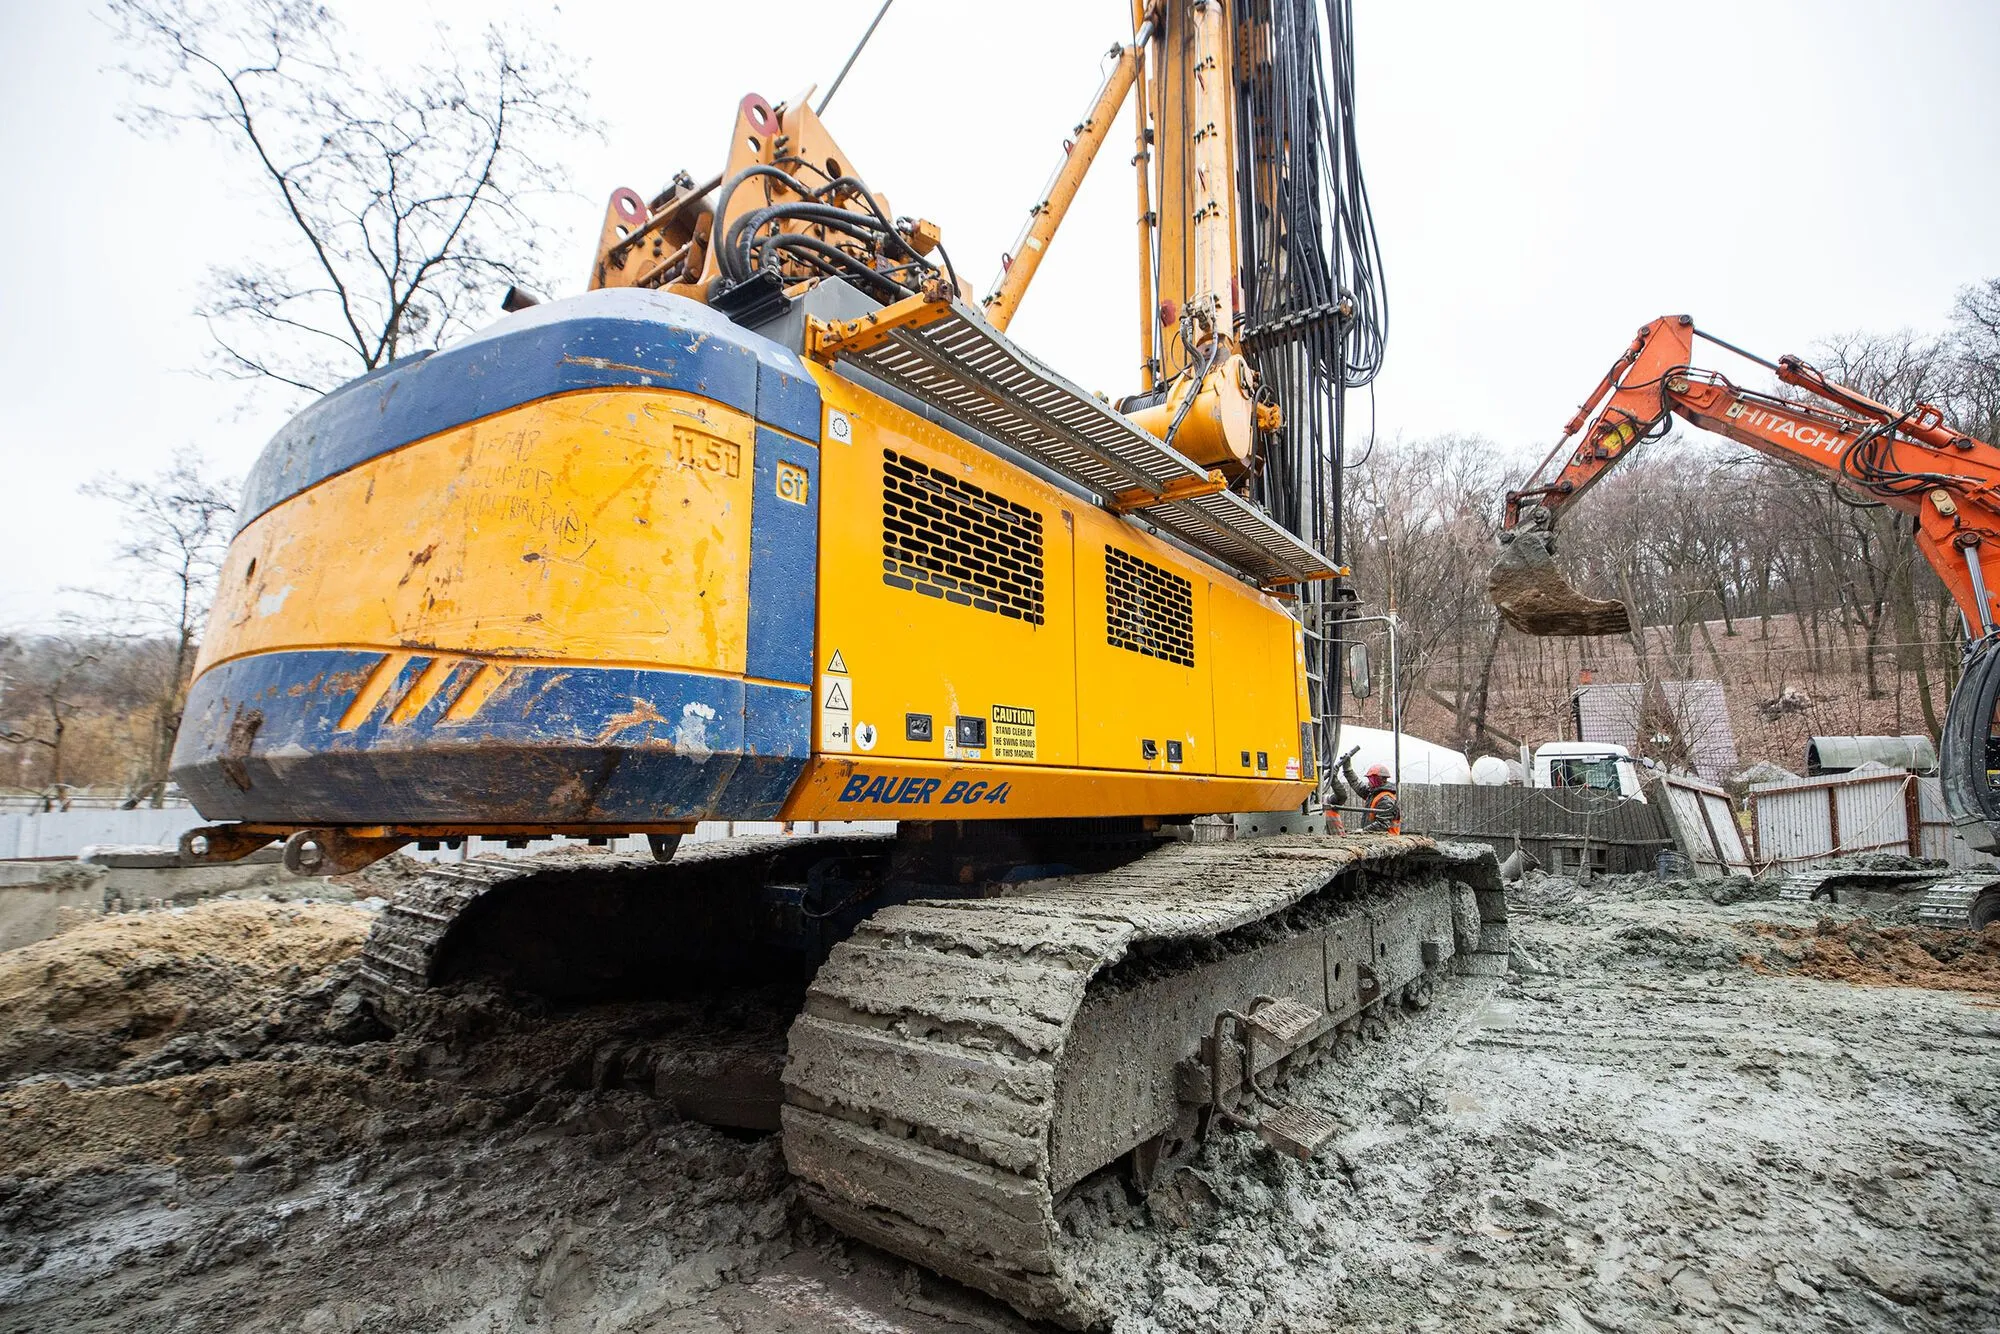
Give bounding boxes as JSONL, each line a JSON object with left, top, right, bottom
{"left": 1246, "top": 996, "right": 1321, "bottom": 1048}
{"left": 1257, "top": 1103, "right": 1342, "bottom": 1160}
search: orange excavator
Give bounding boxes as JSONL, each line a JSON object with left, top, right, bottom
{"left": 1491, "top": 314, "right": 2000, "bottom": 924}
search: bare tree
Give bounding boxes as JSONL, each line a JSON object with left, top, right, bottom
{"left": 79, "top": 452, "right": 236, "bottom": 805}
{"left": 1344, "top": 433, "right": 1508, "bottom": 744}
{"left": 0, "top": 638, "right": 103, "bottom": 809}
{"left": 112, "top": 0, "right": 595, "bottom": 396}
{"left": 1950, "top": 277, "right": 2000, "bottom": 446}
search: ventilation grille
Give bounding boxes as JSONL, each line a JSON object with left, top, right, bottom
{"left": 1106, "top": 545, "right": 1195, "bottom": 666}
{"left": 882, "top": 450, "right": 1045, "bottom": 623}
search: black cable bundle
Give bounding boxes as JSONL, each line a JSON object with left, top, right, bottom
{"left": 709, "top": 164, "right": 958, "bottom": 308}
{"left": 1231, "top": 0, "right": 1387, "bottom": 793}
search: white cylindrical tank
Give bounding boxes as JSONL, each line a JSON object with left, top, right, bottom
{"left": 1332, "top": 725, "right": 1472, "bottom": 785}
{"left": 1470, "top": 755, "right": 1512, "bottom": 786}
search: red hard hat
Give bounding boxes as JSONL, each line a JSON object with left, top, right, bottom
{"left": 1366, "top": 764, "right": 1390, "bottom": 780}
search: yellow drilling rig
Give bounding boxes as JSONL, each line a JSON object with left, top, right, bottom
{"left": 167, "top": 3, "right": 1505, "bottom": 1323}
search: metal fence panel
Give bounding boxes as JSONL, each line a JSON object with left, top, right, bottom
{"left": 1752, "top": 780, "right": 1842, "bottom": 866}
{"left": 1700, "top": 790, "right": 1749, "bottom": 866}
{"left": 0, "top": 808, "right": 200, "bottom": 860}
{"left": 1399, "top": 783, "right": 1669, "bottom": 875}
{"left": 1653, "top": 774, "right": 1751, "bottom": 875}
{"left": 1751, "top": 771, "right": 1913, "bottom": 869}
{"left": 1837, "top": 776, "right": 1913, "bottom": 855}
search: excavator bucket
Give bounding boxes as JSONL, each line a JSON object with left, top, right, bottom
{"left": 1487, "top": 527, "right": 1631, "bottom": 637}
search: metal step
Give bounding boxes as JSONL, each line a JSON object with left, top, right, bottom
{"left": 807, "top": 291, "right": 1340, "bottom": 587}
{"left": 1245, "top": 996, "right": 1321, "bottom": 1048}
{"left": 1258, "top": 1102, "right": 1342, "bottom": 1161}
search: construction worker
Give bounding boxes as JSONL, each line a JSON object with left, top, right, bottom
{"left": 1337, "top": 747, "right": 1402, "bottom": 834}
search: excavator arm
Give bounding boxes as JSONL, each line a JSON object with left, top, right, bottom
{"left": 1499, "top": 315, "right": 2000, "bottom": 633}
{"left": 1490, "top": 313, "right": 2000, "bottom": 851}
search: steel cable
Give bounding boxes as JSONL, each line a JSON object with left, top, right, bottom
{"left": 1230, "top": 0, "right": 1387, "bottom": 798}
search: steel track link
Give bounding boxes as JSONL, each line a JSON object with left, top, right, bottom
{"left": 779, "top": 834, "right": 1506, "bottom": 1329}
{"left": 1775, "top": 866, "right": 1943, "bottom": 904}
{"left": 354, "top": 833, "right": 883, "bottom": 1015}
{"left": 1918, "top": 874, "right": 2000, "bottom": 928}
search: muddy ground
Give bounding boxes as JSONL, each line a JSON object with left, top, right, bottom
{"left": 0, "top": 860, "right": 1995, "bottom": 1333}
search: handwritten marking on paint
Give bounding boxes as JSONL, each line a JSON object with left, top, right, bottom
{"left": 676, "top": 701, "right": 718, "bottom": 762}
{"left": 837, "top": 774, "right": 1012, "bottom": 806}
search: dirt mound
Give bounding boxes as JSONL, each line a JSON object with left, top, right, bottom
{"left": 1743, "top": 917, "right": 2000, "bottom": 994}
{"left": 0, "top": 900, "right": 369, "bottom": 1081}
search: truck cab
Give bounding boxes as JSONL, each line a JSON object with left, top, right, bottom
{"left": 1532, "top": 742, "right": 1646, "bottom": 802}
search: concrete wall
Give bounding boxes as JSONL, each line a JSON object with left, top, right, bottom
{"left": 0, "top": 806, "right": 895, "bottom": 863}
{"left": 0, "top": 866, "right": 106, "bottom": 952}
{"left": 0, "top": 807, "right": 200, "bottom": 860}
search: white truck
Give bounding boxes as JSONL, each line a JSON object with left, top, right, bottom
{"left": 1529, "top": 741, "right": 1647, "bottom": 802}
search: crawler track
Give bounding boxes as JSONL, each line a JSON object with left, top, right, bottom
{"left": 352, "top": 830, "right": 1505, "bottom": 1326}
{"left": 781, "top": 834, "right": 1506, "bottom": 1328}
{"left": 1775, "top": 866, "right": 1942, "bottom": 905}
{"left": 356, "top": 833, "right": 887, "bottom": 1016}
{"left": 1774, "top": 865, "right": 1999, "bottom": 928}
{"left": 1918, "top": 874, "right": 2000, "bottom": 929}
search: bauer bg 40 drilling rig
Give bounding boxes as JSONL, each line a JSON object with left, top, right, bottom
{"left": 167, "top": 3, "right": 1507, "bottom": 1322}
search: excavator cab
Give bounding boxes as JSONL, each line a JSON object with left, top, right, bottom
{"left": 1941, "top": 636, "right": 2000, "bottom": 854}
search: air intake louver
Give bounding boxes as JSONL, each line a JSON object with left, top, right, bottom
{"left": 1106, "top": 545, "right": 1195, "bottom": 667}
{"left": 882, "top": 450, "right": 1045, "bottom": 624}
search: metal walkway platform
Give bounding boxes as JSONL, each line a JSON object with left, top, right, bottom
{"left": 805, "top": 289, "right": 1341, "bottom": 587}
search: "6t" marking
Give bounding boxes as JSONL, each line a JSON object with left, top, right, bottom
{"left": 775, "top": 460, "right": 811, "bottom": 506}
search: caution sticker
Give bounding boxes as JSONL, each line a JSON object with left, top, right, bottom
{"left": 820, "top": 675, "right": 853, "bottom": 752}
{"left": 990, "top": 704, "right": 1037, "bottom": 761}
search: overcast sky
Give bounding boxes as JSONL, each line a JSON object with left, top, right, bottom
{"left": 3, "top": 0, "right": 1998, "bottom": 629}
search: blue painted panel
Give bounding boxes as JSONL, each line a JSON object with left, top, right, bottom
{"left": 745, "top": 427, "right": 820, "bottom": 686}
{"left": 236, "top": 289, "right": 819, "bottom": 529}
{"left": 724, "top": 683, "right": 815, "bottom": 818}
{"left": 758, "top": 351, "right": 822, "bottom": 442}
{"left": 171, "top": 650, "right": 810, "bottom": 826}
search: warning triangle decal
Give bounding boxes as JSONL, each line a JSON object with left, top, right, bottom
{"left": 824, "top": 681, "right": 850, "bottom": 710}
{"left": 827, "top": 649, "right": 848, "bottom": 674}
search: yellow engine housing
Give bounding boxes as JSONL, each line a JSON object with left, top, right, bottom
{"left": 170, "top": 289, "right": 1312, "bottom": 829}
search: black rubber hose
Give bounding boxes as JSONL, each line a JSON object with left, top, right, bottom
{"left": 728, "top": 202, "right": 893, "bottom": 271}
{"left": 758, "top": 233, "right": 913, "bottom": 303}
{"left": 709, "top": 165, "right": 819, "bottom": 280}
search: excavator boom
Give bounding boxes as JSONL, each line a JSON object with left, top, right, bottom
{"left": 1492, "top": 314, "right": 2000, "bottom": 853}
